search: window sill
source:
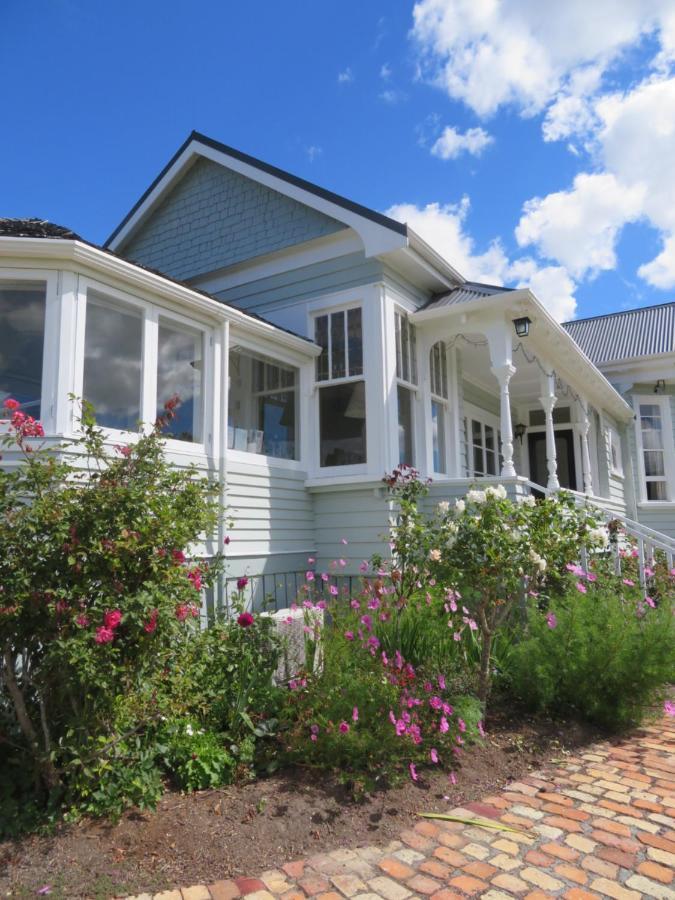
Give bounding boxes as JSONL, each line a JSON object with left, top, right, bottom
{"left": 637, "top": 500, "right": 675, "bottom": 508}
{"left": 227, "top": 448, "right": 303, "bottom": 471}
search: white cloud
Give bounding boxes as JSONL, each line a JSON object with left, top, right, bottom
{"left": 515, "top": 172, "right": 645, "bottom": 279}
{"left": 380, "top": 62, "right": 392, "bottom": 80}
{"left": 337, "top": 67, "right": 354, "bottom": 84}
{"left": 379, "top": 88, "right": 406, "bottom": 104}
{"left": 431, "top": 125, "right": 494, "bottom": 159}
{"left": 411, "top": 0, "right": 674, "bottom": 118}
{"left": 638, "top": 234, "right": 675, "bottom": 288}
{"left": 385, "top": 198, "right": 578, "bottom": 319}
{"left": 306, "top": 145, "right": 322, "bottom": 163}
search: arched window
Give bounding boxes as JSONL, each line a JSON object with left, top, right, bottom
{"left": 429, "top": 342, "right": 448, "bottom": 473}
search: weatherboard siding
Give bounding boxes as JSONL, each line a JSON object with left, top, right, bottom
{"left": 311, "top": 487, "right": 392, "bottom": 573}
{"left": 120, "top": 157, "right": 346, "bottom": 281}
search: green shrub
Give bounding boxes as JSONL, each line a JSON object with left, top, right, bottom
{"left": 160, "top": 720, "right": 237, "bottom": 791}
{"left": 502, "top": 575, "right": 675, "bottom": 729}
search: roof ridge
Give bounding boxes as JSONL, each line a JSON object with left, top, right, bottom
{"left": 563, "top": 299, "right": 675, "bottom": 326}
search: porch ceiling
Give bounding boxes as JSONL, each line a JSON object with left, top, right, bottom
{"left": 458, "top": 339, "right": 549, "bottom": 405}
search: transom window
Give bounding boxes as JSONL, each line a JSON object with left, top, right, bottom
{"left": 0, "top": 281, "right": 46, "bottom": 418}
{"left": 228, "top": 349, "right": 298, "bottom": 460}
{"left": 637, "top": 400, "right": 673, "bottom": 501}
{"left": 430, "top": 341, "right": 448, "bottom": 474}
{"left": 314, "top": 306, "right": 366, "bottom": 468}
{"left": 395, "top": 311, "right": 417, "bottom": 465}
{"left": 529, "top": 406, "right": 571, "bottom": 426}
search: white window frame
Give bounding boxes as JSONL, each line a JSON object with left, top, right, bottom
{"left": 633, "top": 394, "right": 675, "bottom": 503}
{"left": 310, "top": 301, "right": 367, "bottom": 473}
{"left": 463, "top": 402, "right": 502, "bottom": 479}
{"left": 395, "top": 309, "right": 418, "bottom": 466}
{"left": 0, "top": 269, "right": 59, "bottom": 435}
{"left": 605, "top": 424, "right": 624, "bottom": 478}
{"left": 74, "top": 276, "right": 213, "bottom": 455}
{"left": 227, "top": 335, "right": 302, "bottom": 469}
{"left": 429, "top": 341, "right": 449, "bottom": 475}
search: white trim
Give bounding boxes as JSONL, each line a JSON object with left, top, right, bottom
{"left": 633, "top": 394, "right": 675, "bottom": 503}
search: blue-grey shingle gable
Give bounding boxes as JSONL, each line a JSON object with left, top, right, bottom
{"left": 562, "top": 302, "right": 675, "bottom": 364}
{"left": 118, "top": 156, "right": 348, "bottom": 282}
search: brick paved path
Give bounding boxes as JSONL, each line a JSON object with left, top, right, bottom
{"left": 124, "top": 713, "right": 675, "bottom": 900}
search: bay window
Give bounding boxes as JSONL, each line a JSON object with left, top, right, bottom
{"left": 314, "top": 306, "right": 366, "bottom": 467}
{"left": 228, "top": 349, "right": 298, "bottom": 460}
{"left": 83, "top": 295, "right": 143, "bottom": 431}
{"left": 157, "top": 320, "right": 203, "bottom": 443}
{"left": 429, "top": 341, "right": 448, "bottom": 474}
{"left": 636, "top": 398, "right": 674, "bottom": 501}
{"left": 395, "top": 311, "right": 417, "bottom": 466}
{"left": 0, "top": 281, "right": 46, "bottom": 418}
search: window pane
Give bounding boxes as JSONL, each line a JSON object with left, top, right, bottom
{"left": 315, "top": 315, "right": 328, "bottom": 381}
{"left": 553, "top": 406, "right": 571, "bottom": 424}
{"left": 647, "top": 480, "right": 668, "bottom": 501}
{"left": 641, "top": 418, "right": 664, "bottom": 449}
{"left": 486, "top": 449, "right": 496, "bottom": 475}
{"left": 319, "top": 382, "right": 366, "bottom": 466}
{"left": 529, "top": 409, "right": 545, "bottom": 426}
{"left": 473, "top": 445, "right": 484, "bottom": 476}
{"left": 84, "top": 299, "right": 142, "bottom": 431}
{"left": 347, "top": 308, "right": 363, "bottom": 376}
{"left": 644, "top": 450, "right": 665, "bottom": 477}
{"left": 431, "top": 400, "right": 446, "bottom": 473}
{"left": 409, "top": 322, "right": 417, "bottom": 384}
{"left": 157, "top": 322, "right": 203, "bottom": 442}
{"left": 485, "top": 424, "right": 495, "bottom": 451}
{"left": 472, "top": 419, "right": 482, "bottom": 443}
{"left": 228, "top": 350, "right": 297, "bottom": 459}
{"left": 330, "top": 311, "right": 345, "bottom": 379}
{"left": 397, "top": 385, "right": 414, "bottom": 466}
{"left": 0, "top": 282, "right": 46, "bottom": 418}
{"left": 400, "top": 315, "right": 410, "bottom": 383}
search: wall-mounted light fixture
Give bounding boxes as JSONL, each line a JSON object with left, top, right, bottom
{"left": 514, "top": 422, "right": 527, "bottom": 443}
{"left": 513, "top": 316, "right": 532, "bottom": 337}
{"left": 654, "top": 379, "right": 666, "bottom": 394}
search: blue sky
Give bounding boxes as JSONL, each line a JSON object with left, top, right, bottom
{"left": 2, "top": 0, "right": 675, "bottom": 322}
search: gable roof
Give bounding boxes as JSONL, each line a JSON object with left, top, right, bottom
{"left": 420, "top": 280, "right": 513, "bottom": 311}
{"left": 563, "top": 302, "right": 675, "bottom": 364}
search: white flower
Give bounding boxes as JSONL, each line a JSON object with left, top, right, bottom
{"left": 466, "top": 489, "right": 486, "bottom": 504}
{"left": 528, "top": 548, "right": 547, "bottom": 572}
{"left": 446, "top": 521, "right": 458, "bottom": 534}
{"left": 429, "top": 548, "right": 441, "bottom": 562}
{"left": 185, "top": 724, "right": 194, "bottom": 736}
{"left": 445, "top": 535, "right": 457, "bottom": 549}
{"left": 519, "top": 494, "right": 536, "bottom": 507}
{"left": 587, "top": 525, "right": 610, "bottom": 547}
{"left": 455, "top": 499, "right": 466, "bottom": 514}
{"left": 437, "top": 501, "right": 450, "bottom": 514}
{"left": 486, "top": 484, "right": 507, "bottom": 500}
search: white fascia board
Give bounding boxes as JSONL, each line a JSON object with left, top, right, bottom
{"left": 413, "top": 287, "right": 633, "bottom": 422}
{"left": 406, "top": 228, "right": 465, "bottom": 285}
{"left": 596, "top": 353, "right": 675, "bottom": 381}
{"left": 108, "top": 140, "right": 408, "bottom": 259}
{"left": 0, "top": 237, "right": 320, "bottom": 358}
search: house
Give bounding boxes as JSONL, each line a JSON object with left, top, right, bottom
{"left": 1, "top": 131, "right": 673, "bottom": 609}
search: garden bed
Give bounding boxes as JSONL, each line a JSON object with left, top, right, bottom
{"left": 0, "top": 712, "right": 600, "bottom": 900}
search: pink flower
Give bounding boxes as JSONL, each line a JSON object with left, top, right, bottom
{"left": 409, "top": 762, "right": 418, "bottom": 782}
{"left": 644, "top": 596, "right": 656, "bottom": 608}
{"left": 236, "top": 576, "right": 249, "bottom": 591}
{"left": 350, "top": 599, "right": 361, "bottom": 609}
{"left": 339, "top": 721, "right": 350, "bottom": 734}
{"left": 576, "top": 582, "right": 587, "bottom": 594}
{"left": 103, "top": 609, "right": 122, "bottom": 629}
{"left": 458, "top": 718, "right": 466, "bottom": 733}
{"left": 223, "top": 535, "right": 231, "bottom": 545}
{"left": 171, "top": 549, "right": 186, "bottom": 564}
{"left": 3, "top": 398, "right": 20, "bottom": 411}
{"left": 438, "top": 674, "right": 446, "bottom": 690}
{"left": 359, "top": 561, "right": 369, "bottom": 573}
{"left": 566, "top": 563, "right": 585, "bottom": 577}
{"left": 344, "top": 631, "right": 354, "bottom": 641}
{"left": 430, "top": 748, "right": 439, "bottom": 764}
{"left": 75, "top": 614, "right": 90, "bottom": 628}
{"left": 144, "top": 609, "right": 159, "bottom": 634}
{"left": 429, "top": 696, "right": 442, "bottom": 710}
{"left": 307, "top": 556, "right": 316, "bottom": 564}
{"left": 320, "top": 572, "right": 329, "bottom": 582}
{"left": 622, "top": 578, "right": 635, "bottom": 587}
{"left": 94, "top": 626, "right": 115, "bottom": 644}
{"left": 477, "top": 721, "right": 486, "bottom": 738}
{"left": 329, "top": 585, "right": 338, "bottom": 596}
{"left": 439, "top": 716, "right": 449, "bottom": 734}
{"left": 546, "top": 611, "right": 557, "bottom": 629}
{"left": 338, "top": 558, "right": 347, "bottom": 567}
{"left": 341, "top": 538, "right": 348, "bottom": 545}
{"left": 310, "top": 724, "right": 320, "bottom": 735}
{"left": 306, "top": 571, "right": 315, "bottom": 581}
{"left": 175, "top": 603, "right": 198, "bottom": 621}
{"left": 453, "top": 632, "right": 461, "bottom": 642}
{"left": 449, "top": 771, "right": 457, "bottom": 785}
{"left": 645, "top": 567, "right": 654, "bottom": 578}
{"left": 665, "top": 700, "right": 675, "bottom": 717}
{"left": 187, "top": 567, "right": 202, "bottom": 591}
{"left": 310, "top": 734, "right": 317, "bottom": 742}
{"left": 352, "top": 706, "right": 359, "bottom": 722}
{"left": 237, "top": 611, "right": 254, "bottom": 627}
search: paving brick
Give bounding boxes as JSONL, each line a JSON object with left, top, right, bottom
{"left": 491, "top": 872, "right": 529, "bottom": 894}
{"left": 428, "top": 891, "right": 463, "bottom": 900}
{"left": 565, "top": 834, "right": 597, "bottom": 853}
{"left": 542, "top": 803, "right": 590, "bottom": 821}
{"left": 482, "top": 891, "right": 516, "bottom": 900}
{"left": 243, "top": 893, "right": 274, "bottom": 900}
{"left": 591, "top": 830, "right": 640, "bottom": 853}
{"left": 406, "top": 874, "right": 442, "bottom": 895}
{"left": 315, "top": 893, "right": 342, "bottom": 900}
{"left": 330, "top": 874, "right": 368, "bottom": 897}
{"left": 279, "top": 893, "right": 305, "bottom": 900}
{"left": 540, "top": 841, "right": 579, "bottom": 862}
{"left": 639, "top": 833, "right": 675, "bottom": 854}
{"left": 563, "top": 890, "right": 601, "bottom": 900}
{"left": 489, "top": 853, "right": 522, "bottom": 872}
{"left": 399, "top": 829, "right": 434, "bottom": 852}
{"left": 554, "top": 864, "right": 588, "bottom": 885}
{"left": 366, "top": 876, "right": 412, "bottom": 900}
{"left": 433, "top": 846, "right": 468, "bottom": 867}
{"left": 581, "top": 855, "right": 619, "bottom": 879}
{"left": 419, "top": 859, "right": 452, "bottom": 880}
{"left": 461, "top": 842, "right": 491, "bottom": 860}
{"left": 298, "top": 875, "right": 331, "bottom": 895}
{"left": 588, "top": 878, "right": 641, "bottom": 900}
{"left": 524, "top": 849, "right": 555, "bottom": 867}
{"left": 181, "top": 888, "right": 212, "bottom": 900}
{"left": 462, "top": 861, "right": 497, "bottom": 880}
{"left": 520, "top": 868, "right": 564, "bottom": 892}
{"left": 437, "top": 831, "right": 467, "bottom": 850}
{"left": 415, "top": 820, "right": 442, "bottom": 839}
{"left": 638, "top": 861, "right": 674, "bottom": 884}
{"left": 394, "top": 848, "right": 426, "bottom": 866}
{"left": 377, "top": 857, "right": 416, "bottom": 881}
{"left": 447, "top": 874, "right": 489, "bottom": 895}
{"left": 282, "top": 861, "right": 306, "bottom": 880}
{"left": 207, "top": 883, "right": 243, "bottom": 900}
{"left": 625, "top": 874, "right": 675, "bottom": 899}
{"left": 596, "top": 846, "right": 637, "bottom": 869}
{"left": 542, "top": 814, "right": 584, "bottom": 832}
{"left": 154, "top": 892, "right": 183, "bottom": 900}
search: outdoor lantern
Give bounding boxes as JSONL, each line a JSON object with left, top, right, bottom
{"left": 654, "top": 379, "right": 666, "bottom": 394}
{"left": 513, "top": 316, "right": 531, "bottom": 337}
{"left": 514, "top": 422, "right": 527, "bottom": 443}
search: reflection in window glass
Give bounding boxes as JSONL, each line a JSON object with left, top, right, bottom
{"left": 315, "top": 315, "right": 328, "bottom": 381}
{"left": 157, "top": 322, "right": 203, "bottom": 442}
{"left": 331, "top": 311, "right": 346, "bottom": 379}
{"left": 84, "top": 298, "right": 142, "bottom": 431}
{"left": 319, "top": 382, "right": 366, "bottom": 466}
{"left": 431, "top": 400, "right": 446, "bottom": 473}
{"left": 398, "top": 385, "right": 414, "bottom": 466}
{"left": 347, "top": 308, "right": 363, "bottom": 376}
{"left": 0, "top": 282, "right": 46, "bottom": 418}
{"left": 314, "top": 308, "right": 362, "bottom": 381}
{"left": 228, "top": 350, "right": 297, "bottom": 459}
{"left": 639, "top": 402, "right": 669, "bottom": 501}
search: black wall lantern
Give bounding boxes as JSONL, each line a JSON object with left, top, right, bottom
{"left": 514, "top": 422, "right": 527, "bottom": 443}
{"left": 513, "top": 316, "right": 532, "bottom": 337}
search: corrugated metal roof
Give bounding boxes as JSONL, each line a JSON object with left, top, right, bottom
{"left": 421, "top": 280, "right": 512, "bottom": 310}
{"left": 563, "top": 302, "right": 675, "bottom": 364}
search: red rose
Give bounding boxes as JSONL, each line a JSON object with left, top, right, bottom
{"left": 3, "top": 398, "right": 19, "bottom": 411}
{"left": 237, "top": 611, "right": 254, "bottom": 628}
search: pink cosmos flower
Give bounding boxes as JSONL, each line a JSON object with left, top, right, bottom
{"left": 449, "top": 772, "right": 457, "bottom": 785}
{"left": 103, "top": 609, "right": 122, "bottom": 629}
{"left": 352, "top": 706, "right": 359, "bottom": 722}
{"left": 359, "top": 561, "right": 369, "bottom": 573}
{"left": 623, "top": 578, "right": 635, "bottom": 587}
{"left": 438, "top": 674, "right": 446, "bottom": 690}
{"left": 306, "top": 571, "right": 315, "bottom": 581}
{"left": 477, "top": 721, "right": 486, "bottom": 738}
{"left": 430, "top": 748, "right": 439, "bottom": 764}
{"left": 361, "top": 614, "right": 372, "bottom": 629}
{"left": 409, "top": 762, "right": 418, "bottom": 782}
{"left": 670, "top": 568, "right": 675, "bottom": 577}
{"left": 350, "top": 599, "right": 361, "bottom": 609}
{"left": 329, "top": 585, "right": 338, "bottom": 596}
{"left": 94, "top": 626, "right": 115, "bottom": 644}
{"left": 339, "top": 721, "right": 350, "bottom": 733}
{"left": 341, "top": 538, "right": 348, "bottom": 545}
{"left": 665, "top": 700, "right": 675, "bottom": 717}
{"left": 566, "top": 563, "right": 585, "bottom": 577}
{"left": 344, "top": 630, "right": 354, "bottom": 640}
{"left": 645, "top": 567, "right": 654, "bottom": 578}
{"left": 320, "top": 572, "right": 329, "bottom": 582}
{"left": 308, "top": 557, "right": 316, "bottom": 563}
{"left": 645, "top": 596, "right": 656, "bottom": 608}
{"left": 576, "top": 582, "right": 587, "bottom": 594}
{"left": 546, "top": 612, "right": 557, "bottom": 629}
{"left": 429, "top": 696, "right": 442, "bottom": 710}
{"left": 237, "top": 611, "right": 254, "bottom": 627}
{"left": 586, "top": 572, "right": 597, "bottom": 583}
{"left": 310, "top": 734, "right": 317, "bottom": 742}
{"left": 453, "top": 632, "right": 461, "bottom": 641}
{"left": 338, "top": 558, "right": 347, "bottom": 567}
{"left": 458, "top": 718, "right": 466, "bottom": 733}
{"left": 439, "top": 716, "right": 449, "bottom": 734}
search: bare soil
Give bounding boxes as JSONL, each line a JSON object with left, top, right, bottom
{"left": 0, "top": 713, "right": 601, "bottom": 900}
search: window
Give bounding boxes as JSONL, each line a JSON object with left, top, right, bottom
{"left": 157, "top": 320, "right": 204, "bottom": 443}
{"left": 430, "top": 341, "right": 448, "bottom": 473}
{"left": 395, "top": 311, "right": 417, "bottom": 465}
{"left": 464, "top": 410, "right": 502, "bottom": 477}
{"left": 314, "top": 306, "right": 366, "bottom": 467}
{"left": 228, "top": 349, "right": 298, "bottom": 459}
{"left": 605, "top": 425, "right": 623, "bottom": 477}
{"left": 529, "top": 406, "right": 571, "bottom": 426}
{"left": 0, "top": 281, "right": 46, "bottom": 418}
{"left": 637, "top": 400, "right": 673, "bottom": 501}
{"left": 83, "top": 295, "right": 143, "bottom": 431}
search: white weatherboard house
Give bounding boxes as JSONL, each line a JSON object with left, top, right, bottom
{"left": 1, "top": 131, "right": 674, "bottom": 608}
